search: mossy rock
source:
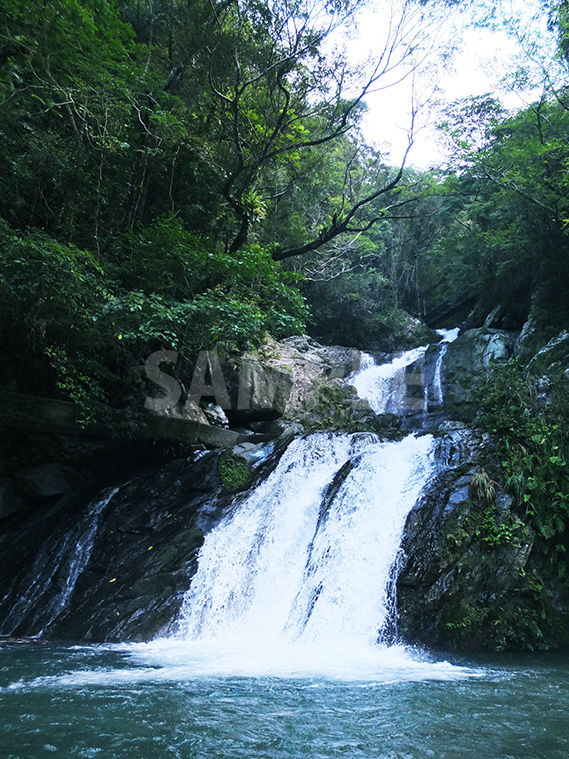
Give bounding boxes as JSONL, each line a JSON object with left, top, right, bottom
{"left": 218, "top": 452, "right": 253, "bottom": 491}
{"left": 300, "top": 379, "right": 402, "bottom": 437}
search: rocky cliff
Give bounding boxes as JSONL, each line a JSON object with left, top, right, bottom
{"left": 395, "top": 323, "right": 569, "bottom": 652}
{"left": 0, "top": 428, "right": 299, "bottom": 641}
{"left": 395, "top": 423, "right": 564, "bottom": 652}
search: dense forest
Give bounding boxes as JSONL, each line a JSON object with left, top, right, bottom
{"left": 1, "top": 0, "right": 569, "bottom": 420}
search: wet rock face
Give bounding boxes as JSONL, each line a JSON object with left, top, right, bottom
{"left": 295, "top": 378, "right": 402, "bottom": 437}
{"left": 395, "top": 427, "right": 543, "bottom": 652}
{"left": 219, "top": 336, "right": 360, "bottom": 426}
{"left": 526, "top": 330, "right": 569, "bottom": 375}
{"left": 442, "top": 328, "right": 517, "bottom": 410}
{"left": 0, "top": 476, "right": 29, "bottom": 520}
{"left": 246, "top": 337, "right": 361, "bottom": 422}
{"left": 0, "top": 451, "right": 271, "bottom": 642}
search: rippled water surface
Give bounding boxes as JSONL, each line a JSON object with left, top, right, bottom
{"left": 1, "top": 643, "right": 569, "bottom": 759}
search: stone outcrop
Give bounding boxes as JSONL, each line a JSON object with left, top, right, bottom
{"left": 0, "top": 390, "right": 240, "bottom": 449}
{"left": 0, "top": 337, "right": 367, "bottom": 526}
{"left": 442, "top": 327, "right": 517, "bottom": 408}
{"left": 396, "top": 425, "right": 569, "bottom": 652}
{"left": 153, "top": 399, "right": 210, "bottom": 425}
{"left": 0, "top": 463, "right": 85, "bottom": 520}
{"left": 0, "top": 430, "right": 295, "bottom": 641}
{"left": 234, "top": 336, "right": 361, "bottom": 422}
{"left": 222, "top": 336, "right": 385, "bottom": 433}
{"left": 293, "top": 378, "right": 402, "bottom": 437}
{"left": 526, "top": 330, "right": 569, "bottom": 375}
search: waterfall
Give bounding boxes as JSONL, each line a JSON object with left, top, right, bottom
{"left": 177, "top": 433, "right": 435, "bottom": 649}
{"left": 282, "top": 434, "right": 434, "bottom": 646}
{"left": 0, "top": 487, "right": 118, "bottom": 637}
{"left": 432, "top": 328, "right": 460, "bottom": 406}
{"left": 347, "top": 330, "right": 460, "bottom": 416}
{"left": 346, "top": 345, "right": 428, "bottom": 414}
{"left": 168, "top": 347, "right": 439, "bottom": 673}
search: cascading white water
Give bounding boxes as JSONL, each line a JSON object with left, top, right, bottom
{"left": 0, "top": 487, "right": 119, "bottom": 636}
{"left": 137, "top": 346, "right": 456, "bottom": 680}
{"left": 433, "top": 327, "right": 460, "bottom": 406}
{"left": 348, "top": 330, "right": 460, "bottom": 416}
{"left": 281, "top": 434, "right": 435, "bottom": 647}
{"left": 178, "top": 433, "right": 365, "bottom": 644}
{"left": 347, "top": 345, "right": 428, "bottom": 414}
{"left": 177, "top": 432, "right": 435, "bottom": 650}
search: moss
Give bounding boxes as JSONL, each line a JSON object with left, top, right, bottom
{"left": 438, "top": 523, "right": 552, "bottom": 650}
{"left": 218, "top": 452, "right": 252, "bottom": 491}
{"left": 438, "top": 499, "right": 481, "bottom": 564}
{"left": 443, "top": 596, "right": 547, "bottom": 652}
{"left": 445, "top": 599, "right": 490, "bottom": 635}
{"left": 477, "top": 363, "right": 569, "bottom": 570}
{"left": 302, "top": 381, "right": 401, "bottom": 436}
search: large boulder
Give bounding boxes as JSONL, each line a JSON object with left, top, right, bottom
{"left": 256, "top": 339, "right": 404, "bottom": 435}
{"left": 396, "top": 426, "right": 569, "bottom": 652}
{"left": 151, "top": 399, "right": 209, "bottom": 426}
{"left": 261, "top": 336, "right": 361, "bottom": 419}
{"left": 229, "top": 355, "right": 293, "bottom": 422}
{"left": 223, "top": 336, "right": 361, "bottom": 426}
{"left": 18, "top": 463, "right": 84, "bottom": 500}
{"left": 294, "top": 377, "right": 402, "bottom": 437}
{"left": 442, "top": 328, "right": 517, "bottom": 409}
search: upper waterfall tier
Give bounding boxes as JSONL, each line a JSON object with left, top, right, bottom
{"left": 347, "top": 330, "right": 460, "bottom": 417}
{"left": 347, "top": 345, "right": 429, "bottom": 415}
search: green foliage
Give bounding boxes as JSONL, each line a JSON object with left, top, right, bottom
{"left": 0, "top": 213, "right": 306, "bottom": 421}
{"left": 475, "top": 505, "right": 520, "bottom": 547}
{"left": 444, "top": 597, "right": 545, "bottom": 652}
{"left": 477, "top": 362, "right": 569, "bottom": 566}
{"left": 468, "top": 469, "right": 522, "bottom": 546}
{"left": 445, "top": 599, "right": 489, "bottom": 633}
{"left": 0, "top": 0, "right": 448, "bottom": 419}
{"left": 469, "top": 468, "right": 496, "bottom": 504}
{"left": 424, "top": 92, "right": 569, "bottom": 331}
{"left": 0, "top": 220, "right": 112, "bottom": 397}
{"left": 304, "top": 266, "right": 431, "bottom": 352}
{"left": 218, "top": 453, "right": 252, "bottom": 492}
{"left": 9, "top": 0, "right": 569, "bottom": 436}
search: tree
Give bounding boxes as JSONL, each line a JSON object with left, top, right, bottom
{"left": 140, "top": 0, "right": 449, "bottom": 259}
{"left": 0, "top": 0, "right": 465, "bottom": 411}
{"left": 422, "top": 87, "right": 569, "bottom": 331}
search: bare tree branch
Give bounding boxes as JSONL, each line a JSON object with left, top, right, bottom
{"left": 165, "top": 0, "right": 444, "bottom": 257}
{"left": 273, "top": 115, "right": 417, "bottom": 260}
